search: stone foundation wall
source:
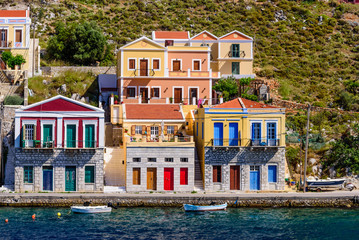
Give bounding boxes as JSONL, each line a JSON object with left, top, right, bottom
{"left": 40, "top": 66, "right": 116, "bottom": 77}
{"left": 14, "top": 148, "right": 104, "bottom": 193}
{"left": 204, "top": 147, "right": 285, "bottom": 191}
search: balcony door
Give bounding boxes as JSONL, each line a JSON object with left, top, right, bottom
{"left": 140, "top": 88, "right": 149, "bottom": 103}
{"left": 0, "top": 29, "right": 7, "bottom": 47}
{"left": 85, "top": 125, "right": 95, "bottom": 148}
{"left": 43, "top": 124, "right": 53, "bottom": 148}
{"left": 66, "top": 125, "right": 77, "bottom": 148}
{"left": 229, "top": 123, "right": 238, "bottom": 146}
{"left": 189, "top": 88, "right": 198, "bottom": 105}
{"left": 251, "top": 123, "right": 261, "bottom": 146}
{"left": 140, "top": 59, "right": 148, "bottom": 76}
{"left": 267, "top": 122, "right": 277, "bottom": 146}
{"left": 213, "top": 122, "right": 223, "bottom": 146}
{"left": 174, "top": 88, "right": 182, "bottom": 103}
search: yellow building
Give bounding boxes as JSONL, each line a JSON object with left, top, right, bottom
{"left": 194, "top": 98, "right": 286, "bottom": 192}
{"left": 0, "top": 9, "right": 40, "bottom": 77}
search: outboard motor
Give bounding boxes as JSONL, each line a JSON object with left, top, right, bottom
{"left": 346, "top": 183, "right": 356, "bottom": 191}
{"left": 108, "top": 202, "right": 118, "bottom": 209}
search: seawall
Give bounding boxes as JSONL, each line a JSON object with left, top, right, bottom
{"left": 0, "top": 193, "right": 359, "bottom": 208}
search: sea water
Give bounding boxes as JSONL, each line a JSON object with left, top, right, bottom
{"left": 0, "top": 207, "right": 358, "bottom": 239}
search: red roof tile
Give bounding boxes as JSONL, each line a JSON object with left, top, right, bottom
{"left": 0, "top": 10, "right": 27, "bottom": 18}
{"left": 213, "top": 98, "right": 277, "bottom": 109}
{"left": 125, "top": 104, "right": 184, "bottom": 120}
{"left": 154, "top": 31, "right": 189, "bottom": 39}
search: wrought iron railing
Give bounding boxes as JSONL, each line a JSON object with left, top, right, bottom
{"left": 22, "top": 140, "right": 97, "bottom": 149}
{"left": 0, "top": 41, "right": 12, "bottom": 48}
{"left": 207, "top": 138, "right": 280, "bottom": 147}
{"left": 228, "top": 50, "right": 246, "bottom": 58}
{"left": 133, "top": 68, "right": 155, "bottom": 77}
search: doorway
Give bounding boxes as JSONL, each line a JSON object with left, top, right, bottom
{"left": 250, "top": 166, "right": 260, "bottom": 190}
{"left": 140, "top": 59, "right": 148, "bottom": 76}
{"left": 230, "top": 166, "right": 240, "bottom": 190}
{"left": 43, "top": 166, "right": 53, "bottom": 191}
{"left": 65, "top": 166, "right": 76, "bottom": 191}
{"left": 147, "top": 168, "right": 157, "bottom": 190}
{"left": 164, "top": 168, "right": 174, "bottom": 191}
{"left": 174, "top": 88, "right": 182, "bottom": 103}
{"left": 189, "top": 88, "right": 198, "bottom": 105}
{"left": 140, "top": 88, "right": 149, "bottom": 103}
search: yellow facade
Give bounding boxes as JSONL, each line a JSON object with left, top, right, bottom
{"left": 218, "top": 42, "right": 252, "bottom": 59}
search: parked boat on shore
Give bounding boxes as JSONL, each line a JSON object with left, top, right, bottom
{"left": 71, "top": 205, "right": 112, "bottom": 214}
{"left": 184, "top": 203, "right": 227, "bottom": 212}
{"left": 307, "top": 178, "right": 346, "bottom": 191}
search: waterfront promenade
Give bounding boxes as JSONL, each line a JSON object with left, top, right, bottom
{"left": 1, "top": 191, "right": 358, "bottom": 208}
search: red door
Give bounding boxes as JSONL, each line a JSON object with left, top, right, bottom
{"left": 164, "top": 168, "right": 174, "bottom": 191}
{"left": 180, "top": 168, "right": 188, "bottom": 185}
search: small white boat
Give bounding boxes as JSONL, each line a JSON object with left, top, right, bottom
{"left": 307, "top": 177, "right": 346, "bottom": 191}
{"left": 71, "top": 205, "right": 112, "bottom": 214}
{"left": 184, "top": 203, "right": 227, "bottom": 212}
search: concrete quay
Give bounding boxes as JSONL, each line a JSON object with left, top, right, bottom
{"left": 1, "top": 191, "right": 359, "bottom": 208}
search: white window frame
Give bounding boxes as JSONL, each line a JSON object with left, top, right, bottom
{"left": 128, "top": 58, "right": 137, "bottom": 71}
{"left": 13, "top": 27, "right": 23, "bottom": 48}
{"left": 152, "top": 58, "right": 161, "bottom": 71}
{"left": 167, "top": 126, "right": 175, "bottom": 134}
{"left": 82, "top": 120, "right": 98, "bottom": 148}
{"left": 171, "top": 59, "right": 182, "bottom": 71}
{"left": 40, "top": 120, "right": 56, "bottom": 146}
{"left": 135, "top": 125, "right": 142, "bottom": 134}
{"left": 150, "top": 126, "right": 159, "bottom": 137}
{"left": 192, "top": 59, "right": 201, "bottom": 71}
{"left": 126, "top": 86, "right": 137, "bottom": 99}
{"left": 0, "top": 27, "right": 9, "bottom": 46}
{"left": 265, "top": 120, "right": 279, "bottom": 141}
{"left": 64, "top": 120, "right": 79, "bottom": 148}
{"left": 151, "top": 86, "right": 161, "bottom": 99}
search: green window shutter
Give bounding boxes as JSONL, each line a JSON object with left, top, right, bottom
{"left": 232, "top": 62, "right": 240, "bottom": 75}
{"left": 85, "top": 125, "right": 95, "bottom": 148}
{"left": 66, "top": 125, "right": 76, "bottom": 148}
{"left": 85, "top": 166, "right": 94, "bottom": 183}
{"left": 24, "top": 166, "right": 33, "bottom": 183}
{"left": 22, "top": 125, "right": 26, "bottom": 147}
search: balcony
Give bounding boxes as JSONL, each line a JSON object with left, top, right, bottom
{"left": 0, "top": 41, "right": 12, "bottom": 48}
{"left": 126, "top": 135, "right": 194, "bottom": 147}
{"left": 207, "top": 138, "right": 281, "bottom": 148}
{"left": 22, "top": 140, "right": 98, "bottom": 149}
{"left": 228, "top": 50, "right": 246, "bottom": 58}
{"left": 132, "top": 68, "right": 155, "bottom": 77}
{"left": 168, "top": 69, "right": 220, "bottom": 78}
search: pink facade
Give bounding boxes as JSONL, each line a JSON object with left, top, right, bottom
{"left": 167, "top": 51, "right": 209, "bottom": 72}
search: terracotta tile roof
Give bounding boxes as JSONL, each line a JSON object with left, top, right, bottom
{"left": 213, "top": 98, "right": 277, "bottom": 109}
{"left": 125, "top": 104, "right": 184, "bottom": 120}
{"left": 154, "top": 31, "right": 189, "bottom": 39}
{"left": 0, "top": 10, "right": 27, "bottom": 18}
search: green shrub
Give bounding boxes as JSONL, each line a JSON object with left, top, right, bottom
{"left": 4, "top": 95, "right": 24, "bottom": 105}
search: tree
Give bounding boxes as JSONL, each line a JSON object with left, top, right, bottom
{"left": 47, "top": 21, "right": 113, "bottom": 65}
{"left": 323, "top": 124, "right": 359, "bottom": 174}
{"left": 0, "top": 51, "right": 26, "bottom": 69}
{"left": 213, "top": 77, "right": 238, "bottom": 101}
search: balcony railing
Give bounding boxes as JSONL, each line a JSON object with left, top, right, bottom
{"left": 132, "top": 68, "right": 155, "bottom": 77}
{"left": 22, "top": 140, "right": 97, "bottom": 149}
{"left": 228, "top": 50, "right": 246, "bottom": 58}
{"left": 0, "top": 41, "right": 12, "bottom": 48}
{"left": 207, "top": 138, "right": 280, "bottom": 147}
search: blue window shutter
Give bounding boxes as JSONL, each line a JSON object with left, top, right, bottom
{"left": 268, "top": 165, "right": 277, "bottom": 183}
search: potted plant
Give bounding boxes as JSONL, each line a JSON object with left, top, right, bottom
{"left": 114, "top": 95, "right": 119, "bottom": 104}
{"left": 169, "top": 97, "right": 173, "bottom": 104}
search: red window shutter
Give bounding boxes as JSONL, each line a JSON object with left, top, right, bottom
{"left": 129, "top": 59, "right": 135, "bottom": 69}
{"left": 131, "top": 125, "right": 136, "bottom": 136}
{"left": 213, "top": 166, "right": 218, "bottom": 182}
{"left": 180, "top": 168, "right": 188, "bottom": 185}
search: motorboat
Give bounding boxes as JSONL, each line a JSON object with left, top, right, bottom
{"left": 184, "top": 203, "right": 227, "bottom": 212}
{"left": 71, "top": 205, "right": 112, "bottom": 214}
{"left": 306, "top": 177, "right": 346, "bottom": 191}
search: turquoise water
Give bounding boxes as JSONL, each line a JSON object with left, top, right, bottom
{"left": 0, "top": 207, "right": 358, "bottom": 239}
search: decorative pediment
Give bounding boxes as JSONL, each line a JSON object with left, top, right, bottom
{"left": 191, "top": 31, "right": 218, "bottom": 41}
{"left": 219, "top": 30, "right": 252, "bottom": 41}
{"left": 121, "top": 36, "right": 166, "bottom": 50}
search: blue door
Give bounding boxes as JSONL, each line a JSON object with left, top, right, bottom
{"left": 250, "top": 166, "right": 260, "bottom": 190}
{"left": 267, "top": 123, "right": 277, "bottom": 146}
{"left": 251, "top": 123, "right": 261, "bottom": 146}
{"left": 229, "top": 123, "right": 239, "bottom": 146}
{"left": 213, "top": 123, "right": 223, "bottom": 146}
{"left": 43, "top": 166, "right": 53, "bottom": 191}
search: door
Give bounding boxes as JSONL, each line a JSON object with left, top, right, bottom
{"left": 85, "top": 125, "right": 95, "bottom": 148}
{"left": 267, "top": 122, "right": 277, "bottom": 146}
{"left": 140, "top": 59, "right": 148, "bottom": 76}
{"left": 173, "top": 60, "right": 181, "bottom": 71}
{"left": 230, "top": 166, "right": 240, "bottom": 190}
{"left": 140, "top": 88, "right": 148, "bottom": 103}
{"left": 229, "top": 123, "right": 239, "bottom": 146}
{"left": 147, "top": 168, "right": 157, "bottom": 190}
{"left": 66, "top": 124, "right": 76, "bottom": 148}
{"left": 250, "top": 166, "right": 260, "bottom": 190}
{"left": 0, "top": 29, "right": 7, "bottom": 47}
{"left": 189, "top": 88, "right": 198, "bottom": 105}
{"left": 174, "top": 88, "right": 182, "bottom": 103}
{"left": 251, "top": 123, "right": 261, "bottom": 146}
{"left": 43, "top": 124, "right": 53, "bottom": 148}
{"left": 43, "top": 166, "right": 53, "bottom": 191}
{"left": 213, "top": 122, "right": 223, "bottom": 146}
{"left": 65, "top": 166, "right": 76, "bottom": 191}
{"left": 164, "top": 168, "right": 174, "bottom": 191}
{"left": 15, "top": 29, "right": 22, "bottom": 47}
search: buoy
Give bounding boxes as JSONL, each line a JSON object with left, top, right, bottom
{"left": 5, "top": 219, "right": 8, "bottom": 223}
{"left": 32, "top": 214, "right": 36, "bottom": 220}
{"left": 57, "top": 212, "right": 61, "bottom": 217}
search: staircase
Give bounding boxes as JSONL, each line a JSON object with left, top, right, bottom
{"left": 104, "top": 147, "right": 126, "bottom": 186}
{"left": 193, "top": 150, "right": 204, "bottom": 191}
{"left": 0, "top": 58, "right": 9, "bottom": 83}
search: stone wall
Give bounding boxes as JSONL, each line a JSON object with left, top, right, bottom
{"left": 204, "top": 147, "right": 285, "bottom": 191}
{"left": 14, "top": 148, "right": 104, "bottom": 193}
{"left": 126, "top": 146, "right": 195, "bottom": 192}
{"left": 41, "top": 66, "right": 116, "bottom": 77}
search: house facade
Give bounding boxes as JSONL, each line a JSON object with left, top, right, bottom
{"left": 124, "top": 104, "right": 195, "bottom": 192}
{"left": 194, "top": 98, "right": 286, "bottom": 192}
{"left": 13, "top": 95, "right": 105, "bottom": 192}
{"left": 0, "top": 9, "right": 40, "bottom": 77}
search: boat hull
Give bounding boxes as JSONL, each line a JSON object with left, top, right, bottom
{"left": 184, "top": 203, "right": 227, "bottom": 212}
{"left": 307, "top": 179, "right": 345, "bottom": 189}
{"left": 71, "top": 206, "right": 112, "bottom": 214}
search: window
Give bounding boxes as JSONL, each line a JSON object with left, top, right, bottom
{"left": 250, "top": 166, "right": 260, "bottom": 171}
{"left": 150, "top": 126, "right": 158, "bottom": 136}
{"left": 66, "top": 124, "right": 76, "bottom": 148}
{"left": 167, "top": 126, "right": 175, "bottom": 134}
{"left": 232, "top": 62, "right": 240, "bottom": 75}
{"left": 268, "top": 165, "right": 277, "bottom": 183}
{"left": 180, "top": 158, "right": 188, "bottom": 163}
{"left": 148, "top": 158, "right": 156, "bottom": 162}
{"left": 153, "top": 59, "right": 160, "bottom": 70}
{"left": 127, "top": 87, "right": 136, "bottom": 98}
{"left": 24, "top": 124, "right": 34, "bottom": 140}
{"left": 165, "top": 158, "right": 174, "bottom": 162}
{"left": 43, "top": 124, "right": 54, "bottom": 148}
{"left": 267, "top": 122, "right": 277, "bottom": 146}
{"left": 172, "top": 60, "right": 181, "bottom": 71}
{"left": 129, "top": 59, "right": 136, "bottom": 70}
{"left": 180, "top": 168, "right": 188, "bottom": 185}
{"left": 165, "top": 40, "right": 174, "bottom": 47}
{"left": 193, "top": 60, "right": 200, "bottom": 71}
{"left": 85, "top": 166, "right": 95, "bottom": 183}
{"left": 231, "top": 44, "right": 240, "bottom": 58}
{"left": 1, "top": 29, "right": 7, "bottom": 47}
{"left": 251, "top": 122, "right": 262, "bottom": 146}
{"left": 151, "top": 87, "right": 160, "bottom": 98}
{"left": 23, "top": 124, "right": 36, "bottom": 147}
{"left": 15, "top": 29, "right": 22, "bottom": 47}
{"left": 135, "top": 126, "right": 142, "bottom": 134}
{"left": 24, "top": 166, "right": 33, "bottom": 183}
{"left": 213, "top": 166, "right": 222, "bottom": 183}
{"left": 133, "top": 168, "right": 141, "bottom": 185}
{"left": 133, "top": 158, "right": 141, "bottom": 162}
{"left": 85, "top": 124, "right": 95, "bottom": 148}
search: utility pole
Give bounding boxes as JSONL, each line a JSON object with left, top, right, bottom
{"left": 303, "top": 104, "right": 311, "bottom": 192}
